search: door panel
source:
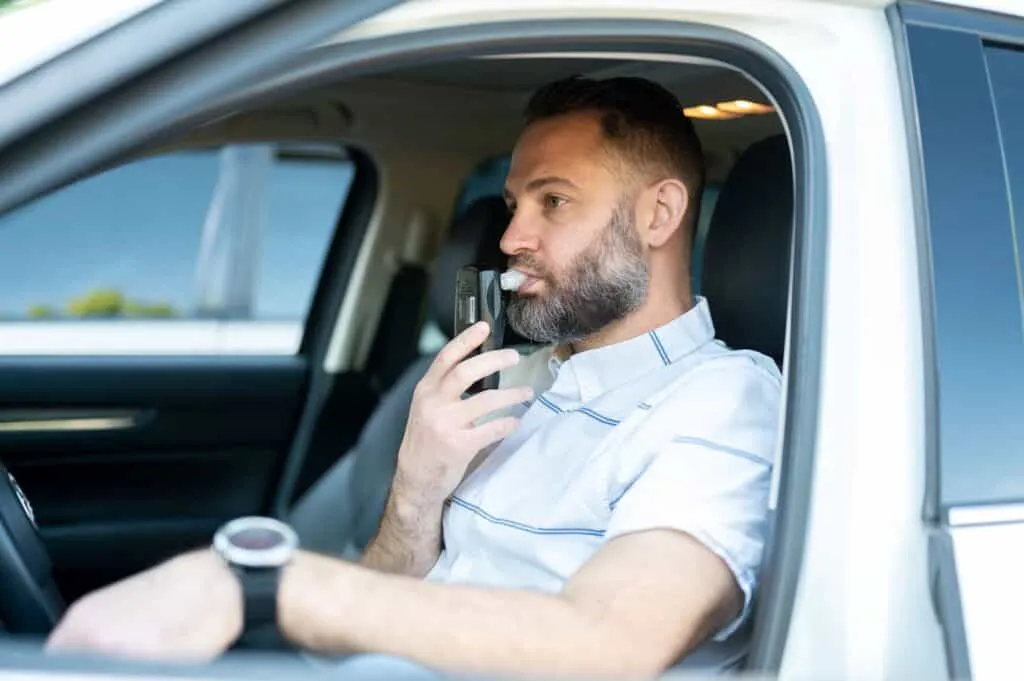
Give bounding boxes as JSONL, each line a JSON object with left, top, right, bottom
{"left": 0, "top": 357, "right": 306, "bottom": 601}
{"left": 896, "top": 4, "right": 1024, "bottom": 679}
{"left": 0, "top": 136, "right": 379, "bottom": 604}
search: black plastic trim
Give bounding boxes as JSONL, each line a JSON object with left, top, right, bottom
{"left": 272, "top": 148, "right": 381, "bottom": 515}
{"left": 300, "top": 148, "right": 380, "bottom": 361}
{"left": 0, "top": 0, "right": 403, "bottom": 216}
{"left": 901, "top": 0, "right": 1024, "bottom": 42}
{"left": 0, "top": 356, "right": 306, "bottom": 404}
{"left": 207, "top": 18, "right": 829, "bottom": 673}
{"left": 927, "top": 529, "right": 972, "bottom": 679}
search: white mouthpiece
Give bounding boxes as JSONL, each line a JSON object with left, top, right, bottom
{"left": 500, "top": 269, "right": 528, "bottom": 292}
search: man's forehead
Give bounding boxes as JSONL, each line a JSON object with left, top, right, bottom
{"left": 506, "top": 114, "right": 613, "bottom": 192}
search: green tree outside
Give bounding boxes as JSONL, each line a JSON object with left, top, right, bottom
{"left": 0, "top": 0, "right": 48, "bottom": 16}
{"left": 26, "top": 304, "right": 57, "bottom": 319}
{"left": 65, "top": 288, "right": 126, "bottom": 318}
{"left": 26, "top": 287, "right": 179, "bottom": 320}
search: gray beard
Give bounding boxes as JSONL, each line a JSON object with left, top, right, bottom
{"left": 507, "top": 200, "right": 649, "bottom": 344}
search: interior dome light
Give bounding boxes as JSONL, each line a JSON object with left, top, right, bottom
{"left": 683, "top": 105, "right": 741, "bottom": 120}
{"left": 715, "top": 99, "right": 774, "bottom": 115}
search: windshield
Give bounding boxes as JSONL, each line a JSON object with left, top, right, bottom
{"left": 0, "top": 0, "right": 163, "bottom": 88}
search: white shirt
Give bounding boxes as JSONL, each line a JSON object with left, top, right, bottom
{"left": 425, "top": 297, "right": 782, "bottom": 669}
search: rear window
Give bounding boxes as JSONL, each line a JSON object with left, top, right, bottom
{"left": 0, "top": 143, "right": 354, "bottom": 355}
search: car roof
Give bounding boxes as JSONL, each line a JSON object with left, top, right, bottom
{"left": 0, "top": 0, "right": 163, "bottom": 88}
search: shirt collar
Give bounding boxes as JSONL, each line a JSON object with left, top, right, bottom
{"left": 547, "top": 296, "right": 716, "bottom": 403}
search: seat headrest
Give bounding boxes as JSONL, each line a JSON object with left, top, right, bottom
{"left": 700, "top": 134, "right": 792, "bottom": 365}
{"left": 427, "top": 195, "right": 510, "bottom": 335}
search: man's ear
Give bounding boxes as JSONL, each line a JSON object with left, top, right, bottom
{"left": 643, "top": 179, "right": 689, "bottom": 248}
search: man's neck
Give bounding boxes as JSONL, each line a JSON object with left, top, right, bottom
{"left": 569, "top": 291, "right": 694, "bottom": 355}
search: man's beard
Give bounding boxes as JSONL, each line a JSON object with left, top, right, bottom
{"left": 506, "top": 199, "right": 649, "bottom": 345}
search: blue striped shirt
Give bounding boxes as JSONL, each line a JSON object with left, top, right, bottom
{"left": 425, "top": 296, "right": 781, "bottom": 668}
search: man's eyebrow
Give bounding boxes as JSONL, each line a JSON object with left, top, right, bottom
{"left": 525, "top": 176, "right": 579, "bottom": 193}
{"left": 504, "top": 176, "right": 580, "bottom": 201}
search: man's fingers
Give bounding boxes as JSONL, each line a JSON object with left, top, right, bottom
{"left": 466, "top": 416, "right": 520, "bottom": 451}
{"left": 442, "top": 348, "right": 521, "bottom": 397}
{"left": 461, "top": 386, "right": 534, "bottom": 424}
{"left": 423, "top": 321, "right": 491, "bottom": 385}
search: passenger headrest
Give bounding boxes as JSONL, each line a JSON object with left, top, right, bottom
{"left": 427, "top": 195, "right": 510, "bottom": 335}
{"left": 700, "top": 134, "right": 792, "bottom": 365}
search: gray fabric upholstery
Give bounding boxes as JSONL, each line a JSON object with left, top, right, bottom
{"left": 289, "top": 355, "right": 434, "bottom": 557}
{"left": 700, "top": 134, "right": 792, "bottom": 365}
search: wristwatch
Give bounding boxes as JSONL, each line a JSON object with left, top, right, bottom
{"left": 213, "top": 516, "right": 299, "bottom": 632}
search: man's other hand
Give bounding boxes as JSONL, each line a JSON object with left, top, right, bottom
{"left": 45, "top": 550, "right": 241, "bottom": 663}
{"left": 396, "top": 321, "right": 532, "bottom": 505}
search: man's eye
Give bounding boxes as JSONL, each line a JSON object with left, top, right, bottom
{"left": 545, "top": 195, "right": 567, "bottom": 209}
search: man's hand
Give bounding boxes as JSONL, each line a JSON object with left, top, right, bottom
{"left": 361, "top": 321, "right": 532, "bottom": 576}
{"left": 396, "top": 320, "right": 532, "bottom": 505}
{"left": 45, "top": 550, "right": 241, "bottom": 663}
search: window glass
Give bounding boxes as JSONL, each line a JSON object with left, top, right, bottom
{"left": 937, "top": 44, "right": 1024, "bottom": 504}
{"left": 261, "top": 156, "right": 352, "bottom": 320}
{"left": 910, "top": 29, "right": 1024, "bottom": 506}
{"left": 0, "top": 144, "right": 353, "bottom": 354}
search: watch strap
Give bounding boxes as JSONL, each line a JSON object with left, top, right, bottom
{"left": 234, "top": 566, "right": 280, "bottom": 630}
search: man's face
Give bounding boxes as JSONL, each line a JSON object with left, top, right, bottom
{"left": 501, "top": 112, "right": 649, "bottom": 344}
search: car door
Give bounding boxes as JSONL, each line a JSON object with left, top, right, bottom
{"left": 0, "top": 0, "right": 402, "bottom": 603}
{"left": 893, "top": 3, "right": 1024, "bottom": 680}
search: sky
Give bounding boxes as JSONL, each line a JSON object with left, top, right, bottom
{"left": 0, "top": 150, "right": 353, "bottom": 320}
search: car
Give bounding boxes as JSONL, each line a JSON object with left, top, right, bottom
{"left": 0, "top": 0, "right": 1019, "bottom": 679}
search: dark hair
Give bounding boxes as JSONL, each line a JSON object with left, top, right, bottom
{"left": 523, "top": 76, "right": 705, "bottom": 232}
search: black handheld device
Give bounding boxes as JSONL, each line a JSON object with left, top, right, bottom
{"left": 454, "top": 266, "right": 506, "bottom": 394}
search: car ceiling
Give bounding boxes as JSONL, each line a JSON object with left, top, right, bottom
{"left": 169, "top": 55, "right": 782, "bottom": 183}
{"left": 356, "top": 55, "right": 782, "bottom": 178}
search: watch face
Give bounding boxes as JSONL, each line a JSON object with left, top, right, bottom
{"left": 230, "top": 526, "right": 285, "bottom": 551}
{"left": 214, "top": 516, "right": 298, "bottom": 569}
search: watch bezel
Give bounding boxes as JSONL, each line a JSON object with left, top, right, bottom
{"left": 214, "top": 516, "right": 298, "bottom": 569}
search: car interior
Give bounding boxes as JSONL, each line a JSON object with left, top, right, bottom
{"left": 0, "top": 51, "right": 793, "bottom": 668}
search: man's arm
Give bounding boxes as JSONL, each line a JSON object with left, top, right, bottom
{"left": 281, "top": 528, "right": 741, "bottom": 679}
{"left": 358, "top": 470, "right": 443, "bottom": 577}
{"left": 43, "top": 529, "right": 738, "bottom": 674}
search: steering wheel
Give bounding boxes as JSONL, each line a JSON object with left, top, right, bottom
{"left": 0, "top": 462, "right": 64, "bottom": 634}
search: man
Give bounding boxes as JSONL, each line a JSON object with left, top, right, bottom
{"left": 46, "top": 76, "right": 781, "bottom": 679}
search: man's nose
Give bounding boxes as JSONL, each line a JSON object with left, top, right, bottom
{"left": 499, "top": 211, "right": 540, "bottom": 256}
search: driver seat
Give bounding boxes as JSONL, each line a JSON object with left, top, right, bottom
{"left": 289, "top": 196, "right": 511, "bottom": 557}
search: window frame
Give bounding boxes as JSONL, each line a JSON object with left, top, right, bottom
{"left": 0, "top": 11, "right": 827, "bottom": 676}
{"left": 891, "top": 2, "right": 1024, "bottom": 678}
{"left": 239, "top": 21, "right": 829, "bottom": 673}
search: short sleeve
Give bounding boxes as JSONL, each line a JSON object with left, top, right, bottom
{"left": 604, "top": 357, "right": 781, "bottom": 641}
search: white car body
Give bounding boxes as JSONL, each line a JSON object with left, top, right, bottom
{"left": 0, "top": 0, "right": 1020, "bottom": 679}
{"left": 0, "top": 0, "right": 162, "bottom": 87}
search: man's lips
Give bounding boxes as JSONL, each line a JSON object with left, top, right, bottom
{"left": 507, "top": 264, "right": 545, "bottom": 294}
{"left": 517, "top": 275, "right": 542, "bottom": 294}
